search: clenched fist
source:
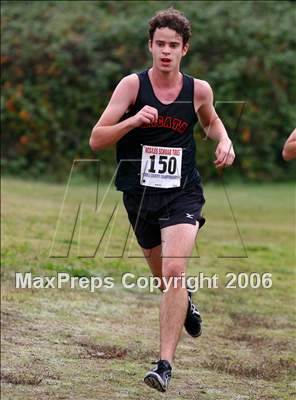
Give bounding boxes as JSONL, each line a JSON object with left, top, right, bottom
{"left": 214, "top": 138, "right": 235, "bottom": 169}
{"left": 131, "top": 105, "right": 158, "bottom": 128}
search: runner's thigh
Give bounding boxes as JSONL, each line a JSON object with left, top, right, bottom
{"left": 161, "top": 223, "right": 199, "bottom": 261}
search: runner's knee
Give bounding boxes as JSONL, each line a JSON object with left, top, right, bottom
{"left": 162, "top": 261, "right": 185, "bottom": 279}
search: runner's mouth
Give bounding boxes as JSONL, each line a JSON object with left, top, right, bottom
{"left": 160, "top": 58, "right": 171, "bottom": 63}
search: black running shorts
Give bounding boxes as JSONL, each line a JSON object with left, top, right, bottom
{"left": 123, "top": 183, "right": 206, "bottom": 249}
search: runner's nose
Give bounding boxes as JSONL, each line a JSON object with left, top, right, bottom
{"left": 162, "top": 46, "right": 171, "bottom": 55}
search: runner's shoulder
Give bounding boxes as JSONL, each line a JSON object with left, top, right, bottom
{"left": 193, "top": 78, "right": 213, "bottom": 104}
{"left": 118, "top": 73, "right": 139, "bottom": 104}
{"left": 120, "top": 73, "right": 139, "bottom": 92}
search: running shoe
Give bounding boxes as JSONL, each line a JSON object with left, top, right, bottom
{"left": 184, "top": 290, "right": 202, "bottom": 337}
{"left": 144, "top": 359, "right": 172, "bottom": 392}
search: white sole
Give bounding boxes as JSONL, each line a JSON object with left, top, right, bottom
{"left": 144, "top": 372, "right": 167, "bottom": 392}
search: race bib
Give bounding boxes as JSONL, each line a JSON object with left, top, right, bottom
{"left": 140, "top": 145, "right": 182, "bottom": 188}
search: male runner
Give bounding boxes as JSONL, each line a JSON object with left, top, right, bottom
{"left": 90, "top": 8, "right": 235, "bottom": 392}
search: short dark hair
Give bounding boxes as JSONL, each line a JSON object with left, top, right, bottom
{"left": 148, "top": 7, "right": 191, "bottom": 46}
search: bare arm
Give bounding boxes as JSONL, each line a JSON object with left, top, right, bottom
{"left": 90, "top": 74, "right": 158, "bottom": 151}
{"left": 282, "top": 128, "right": 296, "bottom": 161}
{"left": 195, "top": 80, "right": 235, "bottom": 169}
{"left": 89, "top": 74, "right": 138, "bottom": 150}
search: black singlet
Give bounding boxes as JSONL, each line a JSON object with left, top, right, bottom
{"left": 115, "top": 69, "right": 200, "bottom": 194}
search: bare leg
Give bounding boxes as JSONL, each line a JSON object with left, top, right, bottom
{"left": 159, "top": 223, "right": 199, "bottom": 364}
{"left": 142, "top": 245, "right": 165, "bottom": 291}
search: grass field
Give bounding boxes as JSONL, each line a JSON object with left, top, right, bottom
{"left": 1, "top": 177, "right": 296, "bottom": 400}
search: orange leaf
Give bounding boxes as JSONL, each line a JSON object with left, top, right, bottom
{"left": 19, "top": 110, "right": 30, "bottom": 121}
{"left": 242, "top": 128, "right": 251, "bottom": 143}
{"left": 20, "top": 135, "right": 29, "bottom": 145}
{"left": 6, "top": 98, "right": 16, "bottom": 112}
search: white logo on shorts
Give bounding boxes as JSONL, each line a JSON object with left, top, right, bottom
{"left": 186, "top": 213, "right": 194, "bottom": 219}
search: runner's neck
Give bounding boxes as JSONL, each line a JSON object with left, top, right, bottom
{"left": 149, "top": 68, "right": 182, "bottom": 90}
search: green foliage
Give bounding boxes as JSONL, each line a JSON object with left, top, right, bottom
{"left": 1, "top": 1, "right": 295, "bottom": 181}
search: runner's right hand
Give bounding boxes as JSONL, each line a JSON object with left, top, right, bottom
{"left": 131, "top": 106, "right": 158, "bottom": 128}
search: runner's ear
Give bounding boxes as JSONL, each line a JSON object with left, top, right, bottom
{"left": 182, "top": 43, "right": 189, "bottom": 56}
{"left": 148, "top": 39, "right": 152, "bottom": 53}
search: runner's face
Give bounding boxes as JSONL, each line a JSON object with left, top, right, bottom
{"left": 149, "top": 27, "right": 188, "bottom": 72}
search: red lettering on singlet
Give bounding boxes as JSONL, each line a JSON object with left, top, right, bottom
{"left": 141, "top": 115, "right": 189, "bottom": 134}
{"left": 177, "top": 122, "right": 189, "bottom": 134}
{"left": 172, "top": 118, "right": 182, "bottom": 131}
{"left": 164, "top": 117, "right": 172, "bottom": 128}
{"left": 158, "top": 116, "right": 164, "bottom": 127}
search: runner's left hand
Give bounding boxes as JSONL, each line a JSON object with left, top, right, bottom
{"left": 214, "top": 139, "right": 235, "bottom": 169}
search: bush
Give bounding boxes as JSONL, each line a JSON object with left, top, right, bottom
{"left": 1, "top": 1, "right": 295, "bottom": 181}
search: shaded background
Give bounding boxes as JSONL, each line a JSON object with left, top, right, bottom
{"left": 1, "top": 0, "right": 295, "bottom": 181}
